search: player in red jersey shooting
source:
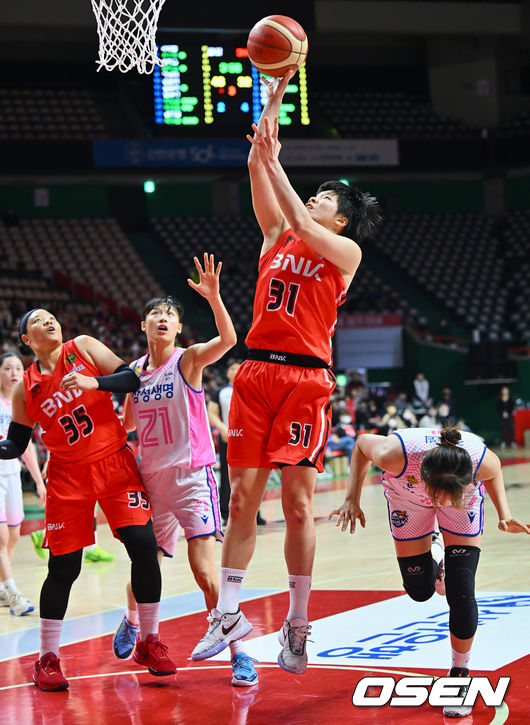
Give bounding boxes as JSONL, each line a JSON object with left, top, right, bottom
{"left": 0, "top": 309, "right": 176, "bottom": 691}
{"left": 192, "top": 71, "right": 382, "bottom": 674}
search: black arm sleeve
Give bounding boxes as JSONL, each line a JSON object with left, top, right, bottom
{"left": 94, "top": 364, "right": 140, "bottom": 394}
{"left": 0, "top": 422, "right": 33, "bottom": 459}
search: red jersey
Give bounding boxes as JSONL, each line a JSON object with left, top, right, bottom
{"left": 245, "top": 229, "right": 347, "bottom": 365}
{"left": 23, "top": 339, "right": 127, "bottom": 464}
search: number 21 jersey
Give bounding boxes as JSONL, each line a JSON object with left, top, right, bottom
{"left": 245, "top": 229, "right": 347, "bottom": 365}
{"left": 130, "top": 347, "right": 215, "bottom": 477}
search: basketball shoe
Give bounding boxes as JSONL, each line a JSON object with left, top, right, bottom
{"left": 0, "top": 582, "right": 9, "bottom": 606}
{"left": 231, "top": 653, "right": 259, "bottom": 687}
{"left": 432, "top": 532, "right": 446, "bottom": 596}
{"left": 113, "top": 615, "right": 139, "bottom": 659}
{"left": 191, "top": 608, "right": 253, "bottom": 660}
{"left": 33, "top": 653, "right": 69, "bottom": 691}
{"left": 31, "top": 529, "right": 47, "bottom": 559}
{"left": 132, "top": 634, "right": 176, "bottom": 676}
{"left": 84, "top": 546, "right": 115, "bottom": 562}
{"left": 443, "top": 667, "right": 472, "bottom": 718}
{"left": 8, "top": 592, "right": 35, "bottom": 616}
{"left": 278, "top": 619, "right": 312, "bottom": 675}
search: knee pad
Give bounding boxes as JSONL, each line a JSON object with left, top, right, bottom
{"left": 397, "top": 551, "right": 437, "bottom": 602}
{"left": 117, "top": 520, "right": 158, "bottom": 562}
{"left": 48, "top": 549, "right": 83, "bottom": 586}
{"left": 445, "top": 545, "right": 480, "bottom": 640}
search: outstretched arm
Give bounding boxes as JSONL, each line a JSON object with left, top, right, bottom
{"left": 479, "top": 449, "right": 530, "bottom": 534}
{"left": 328, "top": 433, "right": 404, "bottom": 533}
{"left": 179, "top": 254, "right": 237, "bottom": 388}
{"left": 249, "top": 115, "right": 361, "bottom": 276}
{"left": 248, "top": 74, "right": 291, "bottom": 251}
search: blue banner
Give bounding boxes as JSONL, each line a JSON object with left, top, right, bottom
{"left": 93, "top": 140, "right": 249, "bottom": 168}
{"left": 93, "top": 138, "right": 399, "bottom": 168}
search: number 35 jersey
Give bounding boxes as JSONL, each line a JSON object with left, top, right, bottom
{"left": 245, "top": 228, "right": 347, "bottom": 366}
{"left": 23, "top": 339, "right": 127, "bottom": 464}
{"left": 130, "top": 348, "right": 216, "bottom": 477}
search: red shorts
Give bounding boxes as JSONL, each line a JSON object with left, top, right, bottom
{"left": 227, "top": 360, "right": 336, "bottom": 472}
{"left": 44, "top": 446, "right": 151, "bottom": 556}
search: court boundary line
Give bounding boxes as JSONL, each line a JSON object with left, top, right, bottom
{"left": 0, "top": 663, "right": 510, "bottom": 723}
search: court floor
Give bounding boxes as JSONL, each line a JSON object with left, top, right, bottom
{"left": 1, "top": 451, "right": 529, "bottom": 724}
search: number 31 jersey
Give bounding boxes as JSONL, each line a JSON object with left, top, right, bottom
{"left": 130, "top": 347, "right": 216, "bottom": 477}
{"left": 245, "top": 228, "right": 347, "bottom": 365}
{"left": 23, "top": 339, "right": 127, "bottom": 464}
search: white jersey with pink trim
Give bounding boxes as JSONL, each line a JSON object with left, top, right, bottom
{"left": 383, "top": 428, "right": 487, "bottom": 504}
{"left": 131, "top": 348, "right": 215, "bottom": 477}
{"left": 0, "top": 396, "right": 20, "bottom": 476}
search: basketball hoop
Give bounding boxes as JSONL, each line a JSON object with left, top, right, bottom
{"left": 91, "top": 0, "right": 167, "bottom": 73}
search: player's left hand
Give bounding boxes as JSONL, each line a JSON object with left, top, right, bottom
{"left": 498, "top": 518, "right": 530, "bottom": 534}
{"left": 60, "top": 371, "right": 98, "bottom": 392}
{"left": 188, "top": 253, "right": 221, "bottom": 301}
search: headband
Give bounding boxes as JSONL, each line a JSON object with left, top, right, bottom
{"left": 18, "top": 309, "right": 39, "bottom": 342}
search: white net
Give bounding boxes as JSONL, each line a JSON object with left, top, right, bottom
{"left": 91, "top": 0, "right": 167, "bottom": 73}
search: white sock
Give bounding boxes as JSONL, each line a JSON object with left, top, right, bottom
{"left": 451, "top": 647, "right": 471, "bottom": 670}
{"left": 3, "top": 578, "right": 18, "bottom": 596}
{"left": 40, "top": 618, "right": 63, "bottom": 658}
{"left": 286, "top": 574, "right": 312, "bottom": 623}
{"left": 137, "top": 601, "right": 160, "bottom": 640}
{"left": 217, "top": 567, "right": 246, "bottom": 614}
{"left": 126, "top": 606, "right": 139, "bottom": 626}
{"left": 229, "top": 639, "right": 244, "bottom": 656}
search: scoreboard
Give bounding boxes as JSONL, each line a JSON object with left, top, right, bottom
{"left": 153, "top": 41, "right": 310, "bottom": 133}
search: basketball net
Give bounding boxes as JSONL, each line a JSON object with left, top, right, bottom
{"left": 91, "top": 0, "right": 167, "bottom": 73}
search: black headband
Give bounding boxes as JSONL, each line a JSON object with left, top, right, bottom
{"left": 18, "top": 309, "right": 40, "bottom": 342}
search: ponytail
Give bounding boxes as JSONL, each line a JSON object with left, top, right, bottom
{"left": 420, "top": 427, "right": 473, "bottom": 507}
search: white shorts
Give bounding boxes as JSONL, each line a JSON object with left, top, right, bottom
{"left": 143, "top": 465, "right": 223, "bottom": 557}
{"left": 0, "top": 473, "right": 24, "bottom": 527}
{"left": 383, "top": 480, "right": 484, "bottom": 541}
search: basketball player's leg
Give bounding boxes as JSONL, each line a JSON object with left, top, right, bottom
{"left": 437, "top": 530, "right": 482, "bottom": 717}
{"left": 100, "top": 448, "right": 176, "bottom": 676}
{"left": 191, "top": 466, "right": 269, "bottom": 660}
{"left": 0, "top": 473, "right": 33, "bottom": 614}
{"left": 276, "top": 463, "right": 317, "bottom": 675}
{"left": 188, "top": 532, "right": 259, "bottom": 685}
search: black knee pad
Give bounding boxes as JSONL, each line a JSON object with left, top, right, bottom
{"left": 48, "top": 549, "right": 83, "bottom": 586}
{"left": 117, "top": 521, "right": 161, "bottom": 603}
{"left": 445, "top": 545, "right": 480, "bottom": 640}
{"left": 397, "top": 551, "right": 437, "bottom": 602}
{"left": 40, "top": 549, "right": 83, "bottom": 620}
{"left": 117, "top": 520, "right": 158, "bottom": 562}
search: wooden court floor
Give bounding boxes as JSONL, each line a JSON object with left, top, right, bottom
{"left": 1, "top": 449, "right": 529, "bottom": 723}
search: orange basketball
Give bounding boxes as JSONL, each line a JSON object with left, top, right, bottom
{"left": 247, "top": 15, "right": 308, "bottom": 78}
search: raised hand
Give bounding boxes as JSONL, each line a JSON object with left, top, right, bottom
{"left": 260, "top": 69, "right": 295, "bottom": 103}
{"left": 247, "top": 116, "right": 281, "bottom": 163}
{"left": 188, "top": 253, "right": 222, "bottom": 301}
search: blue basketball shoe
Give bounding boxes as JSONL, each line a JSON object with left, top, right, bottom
{"left": 113, "top": 616, "right": 139, "bottom": 660}
{"left": 231, "top": 653, "right": 259, "bottom": 687}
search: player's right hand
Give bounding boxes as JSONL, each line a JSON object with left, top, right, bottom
{"left": 328, "top": 500, "right": 366, "bottom": 534}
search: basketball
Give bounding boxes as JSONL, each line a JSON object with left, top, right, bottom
{"left": 247, "top": 15, "right": 308, "bottom": 77}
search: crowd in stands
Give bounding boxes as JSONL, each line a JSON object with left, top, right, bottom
{"left": 324, "top": 371, "right": 473, "bottom": 464}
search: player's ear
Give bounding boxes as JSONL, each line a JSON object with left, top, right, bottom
{"left": 140, "top": 321, "right": 146, "bottom": 333}
{"left": 335, "top": 215, "right": 348, "bottom": 232}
